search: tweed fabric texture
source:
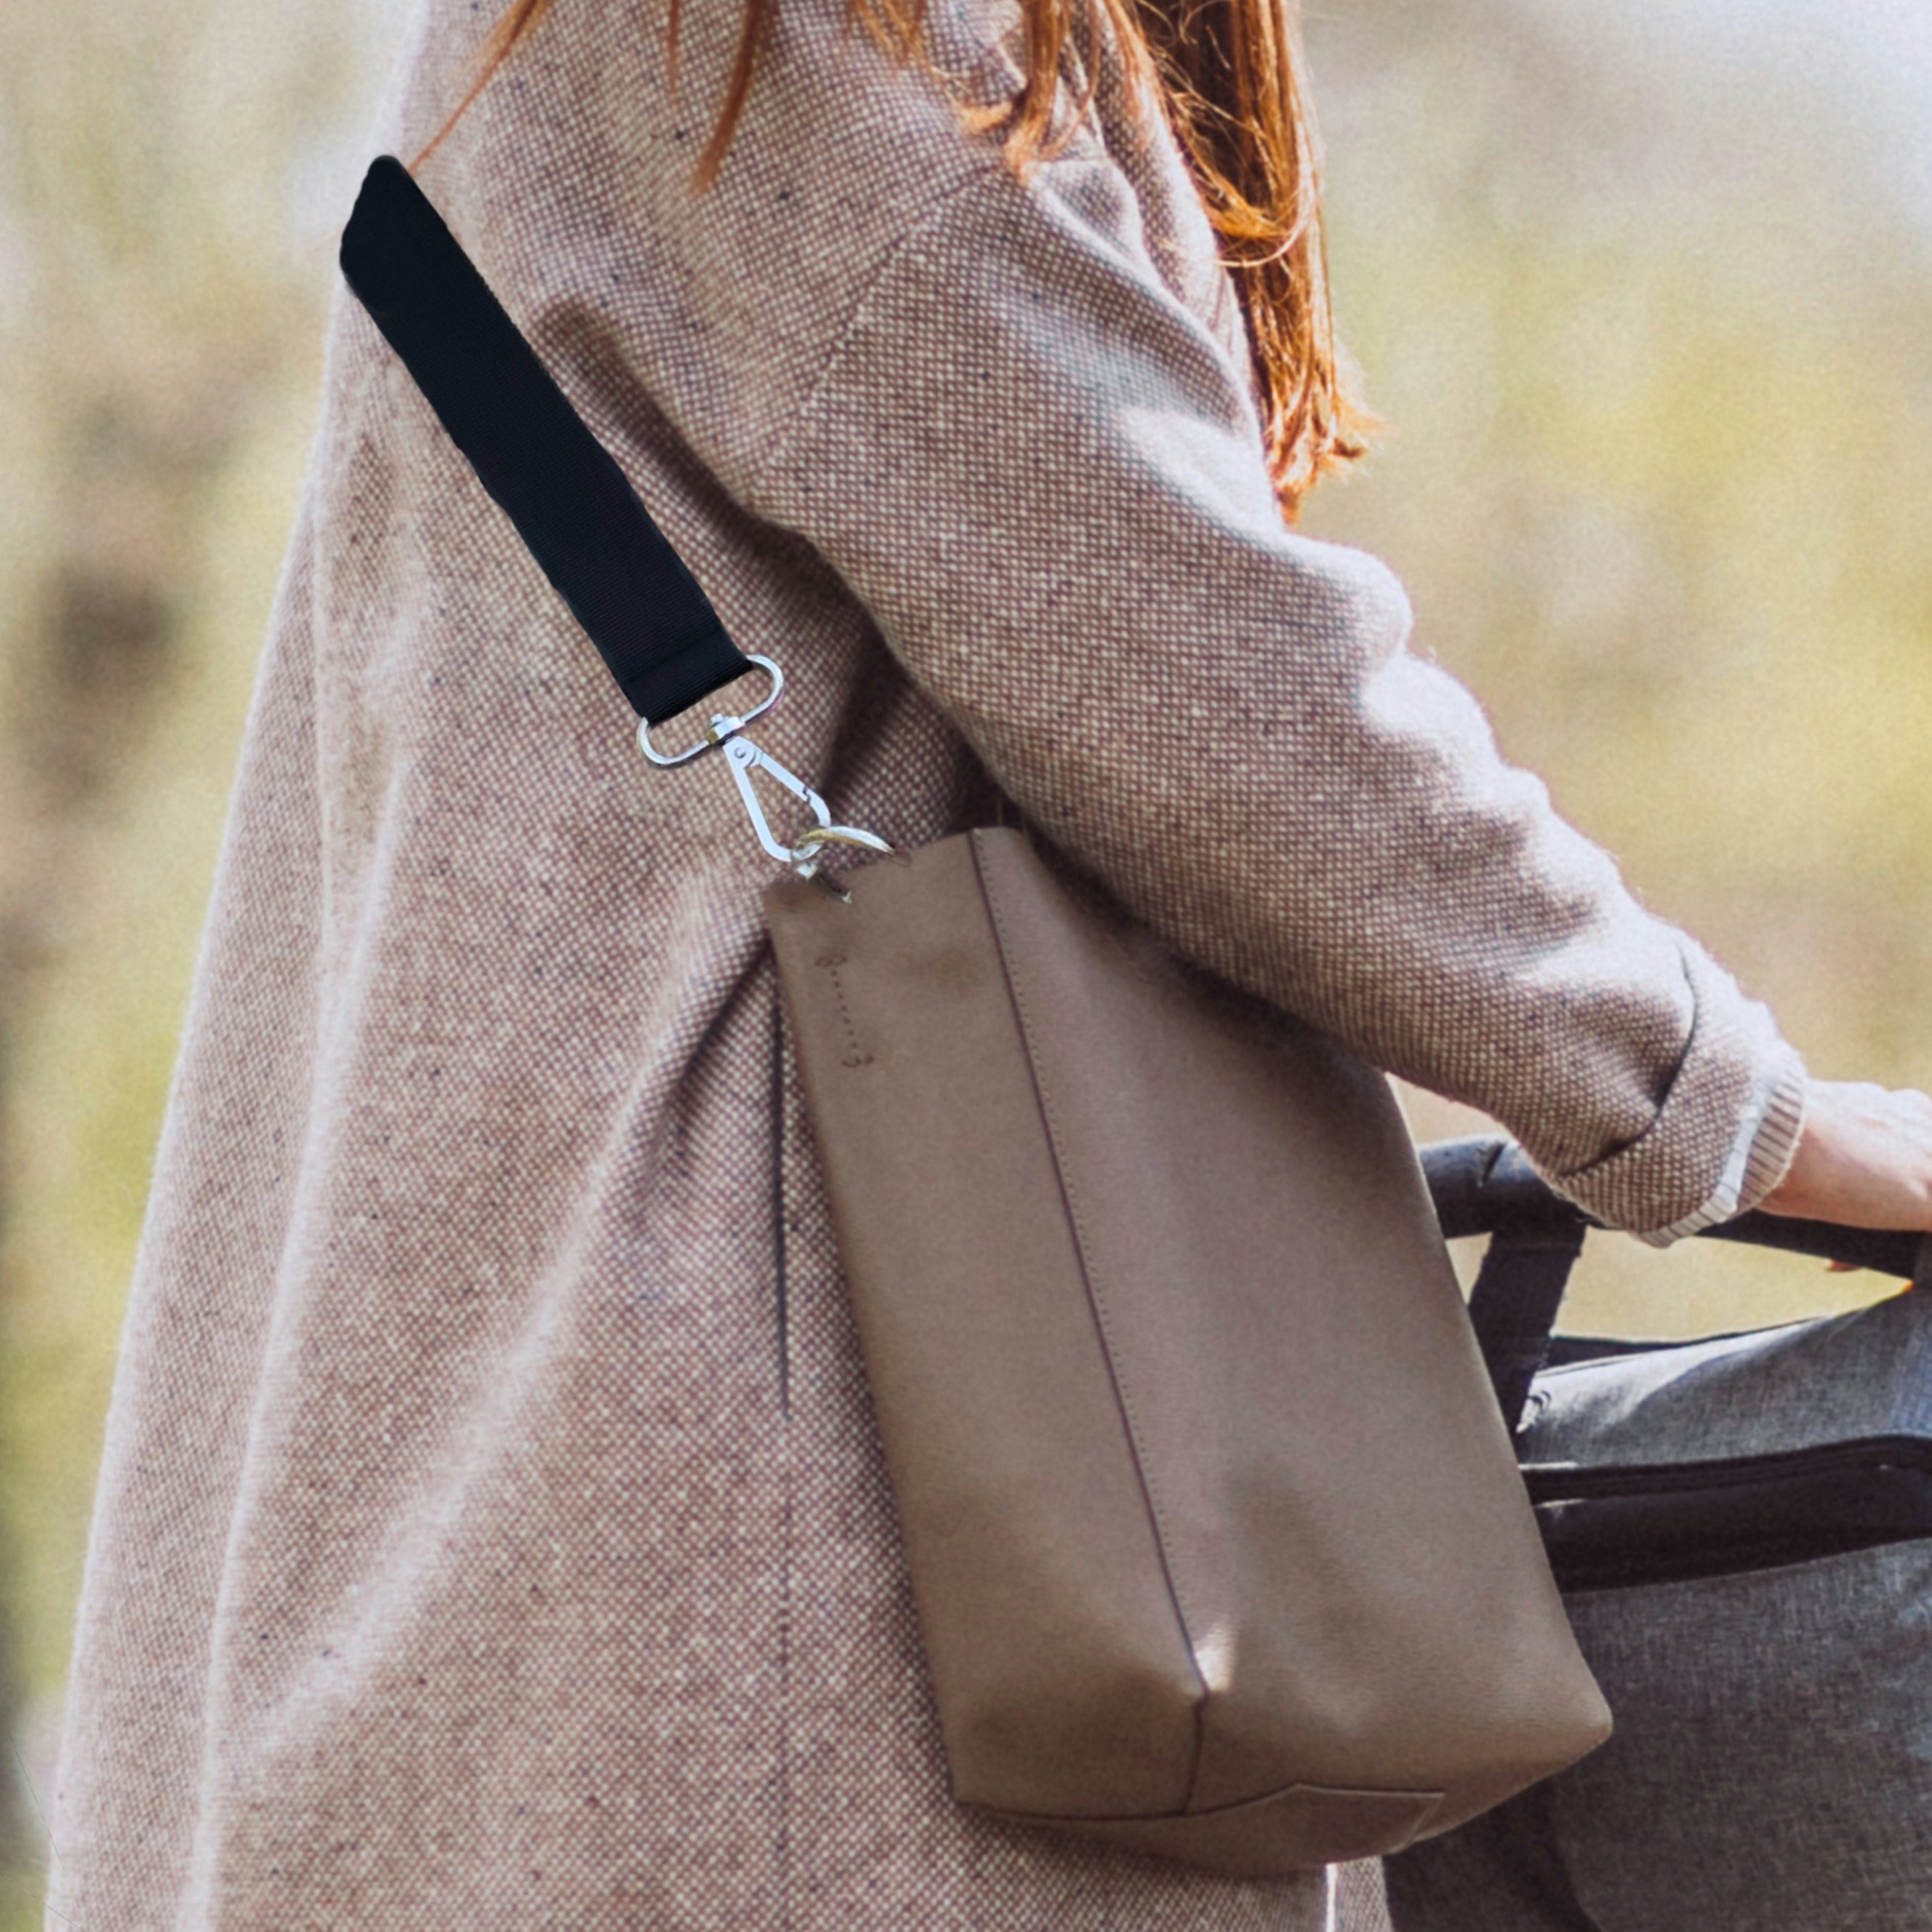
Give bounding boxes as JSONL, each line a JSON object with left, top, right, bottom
{"left": 1385, "top": 1281, "right": 1932, "bottom": 1930}
{"left": 48, "top": 0, "right": 1800, "bottom": 1923}
{"left": 1384, "top": 1542, "right": 1932, "bottom": 1932}
{"left": 1521, "top": 1276, "right": 1932, "bottom": 1467}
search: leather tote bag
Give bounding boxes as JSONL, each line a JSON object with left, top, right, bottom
{"left": 338, "top": 153, "right": 1613, "bottom": 1876}
{"left": 1388, "top": 1139, "right": 1932, "bottom": 1930}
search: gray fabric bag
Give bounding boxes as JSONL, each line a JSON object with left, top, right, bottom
{"left": 1386, "top": 1139, "right": 1932, "bottom": 1932}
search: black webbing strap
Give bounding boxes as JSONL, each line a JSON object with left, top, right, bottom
{"left": 336, "top": 154, "right": 753, "bottom": 727}
{"left": 1465, "top": 1225, "right": 1588, "bottom": 1437}
{"left": 1425, "top": 1137, "right": 1593, "bottom": 1437}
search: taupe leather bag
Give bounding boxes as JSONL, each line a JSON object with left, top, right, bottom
{"left": 341, "top": 153, "right": 1613, "bottom": 1878}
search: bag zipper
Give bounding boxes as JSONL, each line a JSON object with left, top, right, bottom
{"left": 1523, "top": 1434, "right": 1932, "bottom": 1592}
{"left": 1522, "top": 1432, "right": 1932, "bottom": 1500}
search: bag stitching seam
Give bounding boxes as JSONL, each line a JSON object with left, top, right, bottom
{"left": 967, "top": 827, "right": 1213, "bottom": 1813}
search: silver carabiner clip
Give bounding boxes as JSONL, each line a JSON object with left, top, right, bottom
{"left": 724, "top": 737, "right": 896, "bottom": 900}
{"left": 635, "top": 655, "right": 896, "bottom": 900}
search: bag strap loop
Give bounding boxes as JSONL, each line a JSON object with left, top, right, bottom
{"left": 338, "top": 154, "right": 892, "bottom": 892}
{"left": 338, "top": 155, "right": 749, "bottom": 727}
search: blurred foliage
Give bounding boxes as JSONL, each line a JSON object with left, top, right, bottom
{"left": 0, "top": 0, "right": 402, "bottom": 1910}
{"left": 1298, "top": 0, "right": 1932, "bottom": 1334}
{"left": 1, "top": 0, "right": 1929, "bottom": 1917}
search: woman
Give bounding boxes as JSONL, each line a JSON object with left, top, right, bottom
{"left": 43, "top": 0, "right": 1932, "bottom": 1925}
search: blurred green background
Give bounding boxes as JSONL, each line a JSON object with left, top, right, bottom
{"left": 1, "top": 0, "right": 1928, "bottom": 1918}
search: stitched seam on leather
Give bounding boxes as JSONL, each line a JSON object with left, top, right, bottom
{"left": 969, "top": 829, "right": 1213, "bottom": 1811}
{"left": 771, "top": 969, "right": 792, "bottom": 1418}
{"left": 992, "top": 1776, "right": 1447, "bottom": 1827}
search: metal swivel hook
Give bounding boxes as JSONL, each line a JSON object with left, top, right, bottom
{"left": 635, "top": 653, "right": 896, "bottom": 900}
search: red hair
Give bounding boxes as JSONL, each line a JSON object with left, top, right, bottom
{"left": 411, "top": 0, "right": 1377, "bottom": 519}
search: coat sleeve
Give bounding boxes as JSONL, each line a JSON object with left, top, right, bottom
{"left": 739, "top": 154, "right": 1807, "bottom": 1242}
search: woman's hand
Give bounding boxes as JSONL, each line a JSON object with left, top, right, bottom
{"left": 1758, "top": 1079, "right": 1932, "bottom": 1237}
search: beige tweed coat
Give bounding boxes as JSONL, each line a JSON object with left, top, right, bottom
{"left": 46, "top": 0, "right": 1808, "bottom": 1924}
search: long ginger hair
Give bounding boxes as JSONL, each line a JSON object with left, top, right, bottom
{"left": 410, "top": 0, "right": 1376, "bottom": 518}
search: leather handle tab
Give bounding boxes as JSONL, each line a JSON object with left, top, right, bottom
{"left": 337, "top": 154, "right": 753, "bottom": 725}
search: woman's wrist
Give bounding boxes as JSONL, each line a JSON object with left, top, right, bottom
{"left": 1757, "top": 1078, "right": 1932, "bottom": 1231}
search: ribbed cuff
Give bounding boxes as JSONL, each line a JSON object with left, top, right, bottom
{"left": 1538, "top": 938, "right": 1807, "bottom": 1244}
{"left": 1628, "top": 1045, "right": 1808, "bottom": 1247}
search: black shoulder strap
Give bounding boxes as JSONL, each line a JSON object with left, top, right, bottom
{"left": 336, "top": 154, "right": 751, "bottom": 727}
{"left": 1423, "top": 1137, "right": 1591, "bottom": 1437}
{"left": 1465, "top": 1226, "right": 1587, "bottom": 1436}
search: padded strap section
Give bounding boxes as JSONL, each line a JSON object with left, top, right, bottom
{"left": 338, "top": 155, "right": 753, "bottom": 725}
{"left": 1466, "top": 1225, "right": 1587, "bottom": 1437}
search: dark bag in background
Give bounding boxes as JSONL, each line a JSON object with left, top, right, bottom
{"left": 1389, "top": 1139, "right": 1932, "bottom": 1932}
